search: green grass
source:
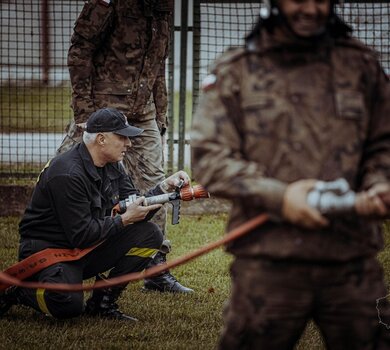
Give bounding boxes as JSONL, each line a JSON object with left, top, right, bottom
{"left": 0, "top": 86, "right": 193, "bottom": 179}
{"left": 0, "top": 86, "right": 73, "bottom": 133}
{"left": 0, "top": 215, "right": 389, "bottom": 349}
{"left": 0, "top": 86, "right": 193, "bottom": 134}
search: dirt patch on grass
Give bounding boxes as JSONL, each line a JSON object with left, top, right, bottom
{"left": 0, "top": 185, "right": 33, "bottom": 216}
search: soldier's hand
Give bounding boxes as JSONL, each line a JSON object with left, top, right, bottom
{"left": 160, "top": 171, "right": 190, "bottom": 192}
{"left": 121, "top": 196, "right": 162, "bottom": 225}
{"left": 282, "top": 179, "right": 329, "bottom": 229}
{"left": 355, "top": 183, "right": 390, "bottom": 218}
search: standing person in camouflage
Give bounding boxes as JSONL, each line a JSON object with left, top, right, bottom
{"left": 58, "top": 0, "right": 193, "bottom": 293}
{"left": 191, "top": 0, "right": 390, "bottom": 348}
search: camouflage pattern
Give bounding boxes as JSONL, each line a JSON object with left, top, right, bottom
{"left": 67, "top": 0, "right": 173, "bottom": 135}
{"left": 121, "top": 116, "right": 168, "bottom": 242}
{"left": 192, "top": 24, "right": 390, "bottom": 349}
{"left": 56, "top": 121, "right": 83, "bottom": 155}
{"left": 218, "top": 257, "right": 390, "bottom": 349}
{"left": 191, "top": 30, "right": 390, "bottom": 261}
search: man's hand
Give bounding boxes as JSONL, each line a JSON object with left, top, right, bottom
{"left": 355, "top": 183, "right": 390, "bottom": 218}
{"left": 160, "top": 171, "right": 191, "bottom": 193}
{"left": 156, "top": 117, "right": 167, "bottom": 137}
{"left": 282, "top": 179, "right": 329, "bottom": 229}
{"left": 120, "top": 196, "right": 162, "bottom": 226}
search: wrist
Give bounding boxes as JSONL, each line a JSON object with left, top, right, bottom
{"left": 120, "top": 214, "right": 134, "bottom": 226}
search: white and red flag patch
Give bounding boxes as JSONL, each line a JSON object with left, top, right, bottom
{"left": 201, "top": 74, "right": 217, "bottom": 92}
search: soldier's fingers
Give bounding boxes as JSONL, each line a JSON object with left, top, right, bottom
{"left": 356, "top": 192, "right": 387, "bottom": 216}
{"left": 355, "top": 192, "right": 369, "bottom": 215}
{"left": 145, "top": 204, "right": 163, "bottom": 212}
{"left": 368, "top": 183, "right": 390, "bottom": 197}
{"left": 134, "top": 196, "right": 145, "bottom": 205}
{"left": 178, "top": 171, "right": 190, "bottom": 184}
{"left": 303, "top": 207, "right": 329, "bottom": 229}
{"left": 370, "top": 196, "right": 387, "bottom": 216}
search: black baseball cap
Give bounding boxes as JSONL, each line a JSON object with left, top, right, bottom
{"left": 86, "top": 108, "right": 143, "bottom": 137}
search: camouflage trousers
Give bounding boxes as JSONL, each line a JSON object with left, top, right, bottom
{"left": 121, "top": 117, "right": 168, "bottom": 251}
{"left": 56, "top": 120, "right": 84, "bottom": 155}
{"left": 56, "top": 117, "right": 170, "bottom": 252}
{"left": 219, "top": 257, "right": 390, "bottom": 350}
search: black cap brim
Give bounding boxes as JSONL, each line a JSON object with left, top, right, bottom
{"left": 113, "top": 125, "right": 144, "bottom": 137}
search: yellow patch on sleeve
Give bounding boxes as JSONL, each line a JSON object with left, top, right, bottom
{"left": 36, "top": 159, "right": 52, "bottom": 183}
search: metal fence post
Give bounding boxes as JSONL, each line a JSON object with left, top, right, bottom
{"left": 178, "top": 0, "right": 189, "bottom": 171}
{"left": 41, "top": 0, "right": 50, "bottom": 85}
{"left": 167, "top": 5, "right": 175, "bottom": 176}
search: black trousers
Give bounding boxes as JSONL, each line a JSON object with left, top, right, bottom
{"left": 17, "top": 221, "right": 163, "bottom": 319}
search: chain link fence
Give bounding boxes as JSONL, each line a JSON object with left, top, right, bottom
{"left": 192, "top": 0, "right": 389, "bottom": 107}
{"left": 1, "top": 1, "right": 83, "bottom": 178}
{"left": 1, "top": 0, "right": 389, "bottom": 180}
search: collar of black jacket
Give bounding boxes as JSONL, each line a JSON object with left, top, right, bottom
{"left": 77, "top": 143, "right": 123, "bottom": 183}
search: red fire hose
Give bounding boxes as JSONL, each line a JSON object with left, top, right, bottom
{"left": 0, "top": 214, "right": 269, "bottom": 292}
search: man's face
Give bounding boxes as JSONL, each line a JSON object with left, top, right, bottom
{"left": 278, "top": 0, "right": 331, "bottom": 38}
{"left": 101, "top": 132, "right": 131, "bottom": 163}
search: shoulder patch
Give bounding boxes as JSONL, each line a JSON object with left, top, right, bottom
{"left": 201, "top": 74, "right": 217, "bottom": 92}
{"left": 36, "top": 159, "right": 52, "bottom": 183}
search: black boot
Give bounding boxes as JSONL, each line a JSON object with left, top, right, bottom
{"left": 143, "top": 252, "right": 194, "bottom": 293}
{"left": 84, "top": 286, "right": 138, "bottom": 322}
{"left": 0, "top": 287, "right": 19, "bottom": 317}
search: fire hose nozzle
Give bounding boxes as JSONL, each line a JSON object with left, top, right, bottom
{"left": 180, "top": 184, "right": 210, "bottom": 201}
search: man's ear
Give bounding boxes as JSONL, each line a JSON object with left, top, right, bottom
{"left": 97, "top": 133, "right": 105, "bottom": 145}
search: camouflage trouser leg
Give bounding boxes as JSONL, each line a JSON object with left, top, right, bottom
{"left": 218, "top": 257, "right": 390, "bottom": 350}
{"left": 56, "top": 120, "right": 83, "bottom": 155}
{"left": 122, "top": 117, "right": 169, "bottom": 252}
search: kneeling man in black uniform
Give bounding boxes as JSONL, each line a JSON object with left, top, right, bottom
{"left": 0, "top": 108, "right": 190, "bottom": 321}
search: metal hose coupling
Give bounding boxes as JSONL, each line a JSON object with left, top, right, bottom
{"left": 112, "top": 184, "right": 210, "bottom": 224}
{"left": 307, "top": 178, "right": 356, "bottom": 215}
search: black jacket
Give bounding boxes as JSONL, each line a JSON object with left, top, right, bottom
{"left": 19, "top": 143, "right": 163, "bottom": 249}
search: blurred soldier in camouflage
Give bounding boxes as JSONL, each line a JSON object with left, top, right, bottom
{"left": 191, "top": 0, "right": 390, "bottom": 348}
{"left": 58, "top": 0, "right": 193, "bottom": 293}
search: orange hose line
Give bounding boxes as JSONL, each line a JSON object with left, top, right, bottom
{"left": 0, "top": 213, "right": 269, "bottom": 292}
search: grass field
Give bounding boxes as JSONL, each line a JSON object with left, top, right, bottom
{"left": 0, "top": 86, "right": 73, "bottom": 133}
{"left": 0, "top": 86, "right": 194, "bottom": 179}
{"left": 0, "top": 86, "right": 193, "bottom": 133}
{"left": 1, "top": 214, "right": 390, "bottom": 349}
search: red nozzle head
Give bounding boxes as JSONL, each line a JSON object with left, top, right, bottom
{"left": 179, "top": 184, "right": 210, "bottom": 201}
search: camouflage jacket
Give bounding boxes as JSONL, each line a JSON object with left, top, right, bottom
{"left": 191, "top": 30, "right": 390, "bottom": 261}
{"left": 68, "top": 0, "right": 173, "bottom": 132}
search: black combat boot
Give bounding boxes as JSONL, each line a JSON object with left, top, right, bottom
{"left": 84, "top": 286, "right": 138, "bottom": 322}
{"left": 0, "top": 287, "right": 19, "bottom": 317}
{"left": 143, "top": 252, "right": 194, "bottom": 293}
